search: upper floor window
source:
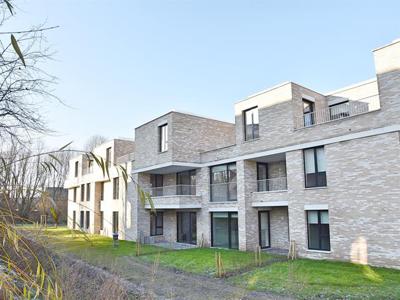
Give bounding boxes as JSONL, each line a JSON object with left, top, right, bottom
{"left": 304, "top": 146, "right": 327, "bottom": 188}
{"left": 176, "top": 170, "right": 196, "bottom": 195}
{"left": 210, "top": 163, "right": 237, "bottom": 202}
{"left": 303, "top": 99, "right": 315, "bottom": 127}
{"left": 159, "top": 124, "right": 168, "bottom": 152}
{"left": 113, "top": 177, "right": 119, "bottom": 199}
{"left": 307, "top": 210, "right": 330, "bottom": 251}
{"left": 73, "top": 187, "right": 77, "bottom": 202}
{"left": 243, "top": 107, "right": 259, "bottom": 141}
{"left": 150, "top": 174, "right": 163, "bottom": 196}
{"left": 86, "top": 183, "right": 91, "bottom": 201}
{"left": 106, "top": 147, "right": 112, "bottom": 167}
{"left": 74, "top": 161, "right": 79, "bottom": 177}
{"left": 100, "top": 182, "right": 104, "bottom": 201}
{"left": 80, "top": 184, "right": 85, "bottom": 201}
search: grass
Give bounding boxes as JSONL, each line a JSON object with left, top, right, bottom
{"left": 22, "top": 226, "right": 400, "bottom": 299}
{"left": 229, "top": 258, "right": 400, "bottom": 299}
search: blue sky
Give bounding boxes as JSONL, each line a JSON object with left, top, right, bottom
{"left": 5, "top": 0, "right": 400, "bottom": 149}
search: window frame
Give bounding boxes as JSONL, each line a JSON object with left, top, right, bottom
{"left": 159, "top": 124, "right": 168, "bottom": 152}
{"left": 73, "top": 187, "right": 77, "bottom": 202}
{"left": 100, "top": 211, "right": 104, "bottom": 230}
{"left": 302, "top": 99, "right": 315, "bottom": 127}
{"left": 80, "top": 211, "right": 84, "bottom": 228}
{"left": 210, "top": 212, "right": 238, "bottom": 249}
{"left": 306, "top": 210, "right": 331, "bottom": 251}
{"left": 303, "top": 146, "right": 327, "bottom": 188}
{"left": 85, "top": 211, "right": 90, "bottom": 230}
{"left": 112, "top": 211, "right": 119, "bottom": 233}
{"left": 80, "top": 184, "right": 85, "bottom": 201}
{"left": 243, "top": 106, "right": 260, "bottom": 141}
{"left": 74, "top": 161, "right": 79, "bottom": 177}
{"left": 113, "top": 177, "right": 119, "bottom": 199}
{"left": 210, "top": 163, "right": 237, "bottom": 202}
{"left": 106, "top": 147, "right": 112, "bottom": 167}
{"left": 150, "top": 212, "right": 163, "bottom": 236}
{"left": 100, "top": 182, "right": 104, "bottom": 201}
{"left": 72, "top": 211, "right": 76, "bottom": 229}
{"left": 176, "top": 170, "right": 196, "bottom": 195}
{"left": 86, "top": 183, "right": 90, "bottom": 202}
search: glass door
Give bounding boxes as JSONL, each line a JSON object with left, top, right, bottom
{"left": 177, "top": 212, "right": 197, "bottom": 244}
{"left": 259, "top": 211, "right": 270, "bottom": 248}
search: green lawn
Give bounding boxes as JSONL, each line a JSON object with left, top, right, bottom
{"left": 23, "top": 226, "right": 400, "bottom": 299}
{"left": 229, "top": 258, "right": 400, "bottom": 299}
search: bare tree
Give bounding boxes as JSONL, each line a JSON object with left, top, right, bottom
{"left": 84, "top": 134, "right": 107, "bottom": 151}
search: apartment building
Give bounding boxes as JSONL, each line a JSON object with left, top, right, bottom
{"left": 66, "top": 39, "right": 400, "bottom": 269}
{"left": 65, "top": 139, "right": 135, "bottom": 239}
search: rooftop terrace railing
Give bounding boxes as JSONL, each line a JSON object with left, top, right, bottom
{"left": 295, "top": 95, "right": 380, "bottom": 129}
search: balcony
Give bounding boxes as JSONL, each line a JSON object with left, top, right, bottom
{"left": 143, "top": 185, "right": 201, "bottom": 209}
{"left": 295, "top": 95, "right": 380, "bottom": 129}
{"left": 257, "top": 177, "right": 287, "bottom": 192}
{"left": 252, "top": 177, "right": 288, "bottom": 207}
{"left": 210, "top": 182, "right": 237, "bottom": 202}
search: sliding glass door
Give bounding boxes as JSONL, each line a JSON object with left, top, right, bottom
{"left": 177, "top": 212, "right": 197, "bottom": 244}
{"left": 211, "top": 212, "right": 238, "bottom": 249}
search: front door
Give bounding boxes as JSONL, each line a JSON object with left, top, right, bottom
{"left": 259, "top": 211, "right": 270, "bottom": 248}
{"left": 177, "top": 212, "right": 197, "bottom": 244}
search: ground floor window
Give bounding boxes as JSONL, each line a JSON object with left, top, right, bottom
{"left": 112, "top": 211, "right": 119, "bottom": 234}
{"left": 258, "top": 211, "right": 270, "bottom": 248}
{"left": 100, "top": 211, "right": 104, "bottom": 230}
{"left": 80, "top": 211, "right": 84, "bottom": 228}
{"left": 211, "top": 212, "right": 238, "bottom": 249}
{"left": 307, "top": 210, "right": 330, "bottom": 251}
{"left": 72, "top": 211, "right": 76, "bottom": 229}
{"left": 85, "top": 211, "right": 90, "bottom": 230}
{"left": 150, "top": 212, "right": 163, "bottom": 236}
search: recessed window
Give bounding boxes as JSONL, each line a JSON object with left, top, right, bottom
{"left": 210, "top": 163, "right": 237, "bottom": 202}
{"left": 113, "top": 177, "right": 119, "bottom": 199}
{"left": 74, "top": 161, "right": 79, "bottom": 177}
{"left": 150, "top": 212, "right": 163, "bottom": 236}
{"left": 80, "top": 211, "right": 84, "bottom": 228}
{"left": 176, "top": 170, "right": 196, "bottom": 195}
{"left": 86, "top": 183, "right": 90, "bottom": 201}
{"left": 159, "top": 124, "right": 168, "bottom": 152}
{"left": 106, "top": 147, "right": 112, "bottom": 167}
{"left": 304, "top": 147, "right": 327, "bottom": 188}
{"left": 80, "top": 184, "right": 85, "bottom": 201}
{"left": 100, "top": 182, "right": 104, "bottom": 201}
{"left": 85, "top": 211, "right": 90, "bottom": 230}
{"left": 303, "top": 99, "right": 315, "bottom": 127}
{"left": 100, "top": 211, "right": 104, "bottom": 230}
{"left": 112, "top": 211, "right": 119, "bottom": 233}
{"left": 73, "top": 187, "right": 77, "bottom": 202}
{"left": 72, "top": 211, "right": 76, "bottom": 229}
{"left": 307, "top": 210, "right": 330, "bottom": 251}
{"left": 243, "top": 107, "right": 259, "bottom": 141}
{"left": 150, "top": 174, "right": 163, "bottom": 197}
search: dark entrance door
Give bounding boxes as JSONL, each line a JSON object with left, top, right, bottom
{"left": 177, "top": 212, "right": 197, "bottom": 244}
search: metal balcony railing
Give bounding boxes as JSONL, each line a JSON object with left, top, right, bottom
{"left": 144, "top": 185, "right": 196, "bottom": 197}
{"left": 210, "top": 182, "right": 237, "bottom": 202}
{"left": 256, "top": 177, "right": 287, "bottom": 192}
{"left": 295, "top": 95, "right": 380, "bottom": 129}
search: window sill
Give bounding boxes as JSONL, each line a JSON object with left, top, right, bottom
{"left": 306, "top": 249, "right": 332, "bottom": 254}
{"left": 304, "top": 186, "right": 328, "bottom": 190}
{"left": 242, "top": 137, "right": 260, "bottom": 144}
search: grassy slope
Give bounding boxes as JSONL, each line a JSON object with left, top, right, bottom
{"left": 229, "top": 259, "right": 400, "bottom": 299}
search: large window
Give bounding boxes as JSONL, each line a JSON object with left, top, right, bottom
{"left": 150, "top": 212, "right": 163, "bottom": 236}
{"left": 80, "top": 211, "right": 84, "bottom": 228}
{"left": 211, "top": 212, "right": 238, "bottom": 249}
{"left": 303, "top": 99, "right": 315, "bottom": 127}
{"left": 100, "top": 211, "right": 104, "bottom": 230}
{"left": 304, "top": 147, "right": 327, "bottom": 188}
{"left": 159, "top": 124, "right": 168, "bottom": 152}
{"left": 307, "top": 210, "right": 330, "bottom": 251}
{"left": 176, "top": 170, "right": 196, "bottom": 195}
{"left": 85, "top": 211, "right": 90, "bottom": 229}
{"left": 150, "top": 174, "right": 163, "bottom": 196}
{"left": 113, "top": 177, "right": 119, "bottom": 199}
{"left": 73, "top": 187, "right": 77, "bottom": 202}
{"left": 106, "top": 147, "right": 112, "bottom": 167}
{"left": 210, "top": 163, "right": 237, "bottom": 202}
{"left": 80, "top": 184, "right": 85, "bottom": 201}
{"left": 86, "top": 183, "right": 90, "bottom": 201}
{"left": 112, "top": 211, "right": 119, "bottom": 233}
{"left": 74, "top": 161, "right": 79, "bottom": 177}
{"left": 243, "top": 106, "right": 259, "bottom": 141}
